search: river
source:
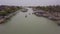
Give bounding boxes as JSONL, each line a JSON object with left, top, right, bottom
{"left": 0, "top": 8, "right": 60, "bottom": 34}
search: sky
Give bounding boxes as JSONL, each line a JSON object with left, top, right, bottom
{"left": 0, "top": 0, "right": 60, "bottom": 6}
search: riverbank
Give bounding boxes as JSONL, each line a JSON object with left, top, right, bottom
{"left": 0, "top": 10, "right": 20, "bottom": 24}
{"left": 33, "top": 10, "right": 60, "bottom": 20}
{"left": 0, "top": 5, "right": 22, "bottom": 24}
{"left": 32, "top": 5, "right": 60, "bottom": 25}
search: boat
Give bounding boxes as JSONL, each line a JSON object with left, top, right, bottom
{"left": 21, "top": 8, "right": 28, "bottom": 12}
{"left": 25, "top": 15, "right": 27, "bottom": 18}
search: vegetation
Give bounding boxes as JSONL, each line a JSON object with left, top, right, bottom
{"left": 0, "top": 5, "right": 22, "bottom": 16}
{"left": 0, "top": 5, "right": 22, "bottom": 23}
{"left": 32, "top": 5, "right": 60, "bottom": 22}
{"left": 34, "top": 5, "right": 60, "bottom": 12}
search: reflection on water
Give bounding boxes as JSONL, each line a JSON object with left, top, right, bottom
{"left": 0, "top": 8, "right": 60, "bottom": 34}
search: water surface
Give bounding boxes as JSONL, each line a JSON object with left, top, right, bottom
{"left": 0, "top": 8, "right": 60, "bottom": 34}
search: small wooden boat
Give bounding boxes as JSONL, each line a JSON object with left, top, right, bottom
{"left": 25, "top": 15, "right": 27, "bottom": 18}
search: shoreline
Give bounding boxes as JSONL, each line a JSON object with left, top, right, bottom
{"left": 0, "top": 10, "right": 19, "bottom": 24}
{"left": 32, "top": 8, "right": 60, "bottom": 25}
{"left": 0, "top": 5, "right": 22, "bottom": 24}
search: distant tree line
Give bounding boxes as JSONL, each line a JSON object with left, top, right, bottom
{"left": 34, "top": 5, "right": 60, "bottom": 12}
